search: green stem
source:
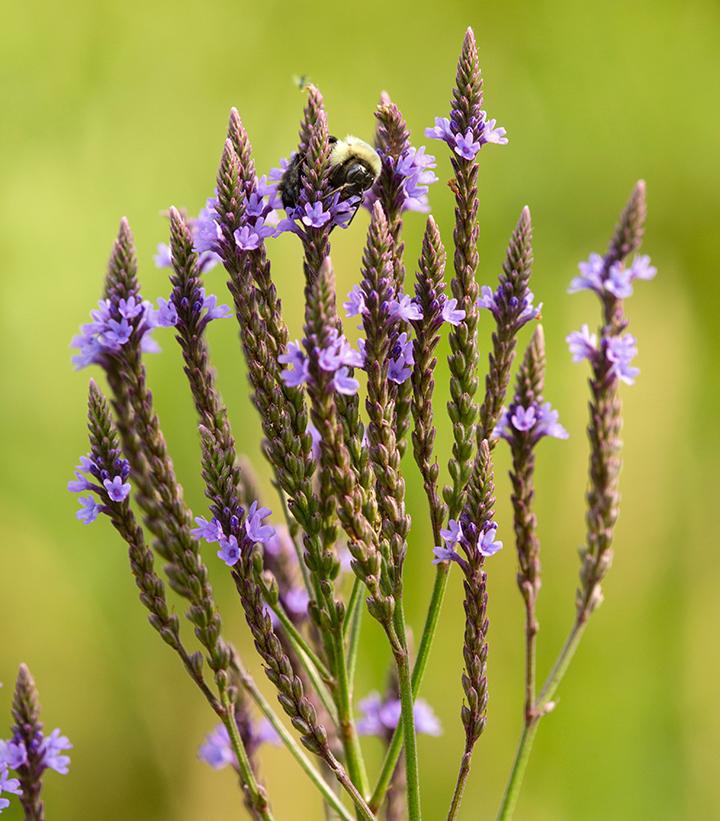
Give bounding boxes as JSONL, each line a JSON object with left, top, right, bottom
{"left": 332, "top": 627, "right": 370, "bottom": 801}
{"left": 393, "top": 603, "right": 421, "bottom": 821}
{"left": 346, "top": 579, "right": 364, "bottom": 687}
{"left": 496, "top": 618, "right": 588, "bottom": 821}
{"left": 447, "top": 748, "right": 472, "bottom": 821}
{"left": 370, "top": 563, "right": 450, "bottom": 810}
{"left": 234, "top": 661, "right": 356, "bottom": 821}
{"left": 220, "top": 690, "right": 273, "bottom": 820}
{"left": 343, "top": 576, "right": 363, "bottom": 639}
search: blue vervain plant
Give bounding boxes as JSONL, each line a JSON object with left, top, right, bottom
{"left": 61, "top": 26, "right": 655, "bottom": 821}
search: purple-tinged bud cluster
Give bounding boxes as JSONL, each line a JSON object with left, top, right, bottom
{"left": 192, "top": 501, "right": 276, "bottom": 568}
{"left": 566, "top": 326, "right": 640, "bottom": 385}
{"left": 279, "top": 330, "right": 364, "bottom": 395}
{"left": 198, "top": 719, "right": 279, "bottom": 770}
{"left": 568, "top": 253, "right": 656, "bottom": 299}
{"left": 477, "top": 283, "right": 541, "bottom": 332}
{"left": 432, "top": 517, "right": 503, "bottom": 568}
{"left": 387, "top": 332, "right": 414, "bottom": 384}
{"left": 365, "top": 145, "right": 438, "bottom": 214}
{"left": 425, "top": 110, "right": 507, "bottom": 160}
{"left": 71, "top": 295, "right": 159, "bottom": 370}
{"left": 68, "top": 450, "right": 131, "bottom": 524}
{"left": 356, "top": 693, "right": 441, "bottom": 737}
{"left": 494, "top": 401, "right": 569, "bottom": 445}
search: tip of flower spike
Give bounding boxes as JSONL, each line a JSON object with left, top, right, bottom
{"left": 379, "top": 90, "right": 392, "bottom": 106}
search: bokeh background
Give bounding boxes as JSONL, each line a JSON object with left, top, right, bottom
{"left": 2, "top": 0, "right": 719, "bottom": 818}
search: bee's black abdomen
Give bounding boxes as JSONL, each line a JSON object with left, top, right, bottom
{"left": 278, "top": 153, "right": 304, "bottom": 209}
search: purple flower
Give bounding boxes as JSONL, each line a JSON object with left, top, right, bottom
{"left": 478, "top": 525, "right": 503, "bottom": 558}
{"left": 441, "top": 297, "right": 465, "bottom": 326}
{"left": 388, "top": 332, "right": 414, "bottom": 384}
{"left": 192, "top": 516, "right": 224, "bottom": 543}
{"left": 568, "top": 253, "right": 605, "bottom": 294}
{"left": 103, "top": 476, "right": 131, "bottom": 502}
{"left": 604, "top": 263, "right": 634, "bottom": 299}
{"left": 301, "top": 201, "right": 331, "bottom": 228}
{"left": 440, "top": 519, "right": 463, "bottom": 548}
{"left": 245, "top": 501, "right": 274, "bottom": 544}
{"left": 333, "top": 367, "right": 360, "bottom": 395}
{"left": 365, "top": 144, "right": 438, "bottom": 214}
{"left": 41, "top": 729, "right": 72, "bottom": 775}
{"left": 425, "top": 117, "right": 454, "bottom": 143}
{"left": 0, "top": 766, "right": 21, "bottom": 813}
{"left": 154, "top": 243, "right": 172, "bottom": 269}
{"left": 606, "top": 334, "right": 640, "bottom": 385}
{"left": 217, "top": 535, "right": 241, "bottom": 567}
{"left": 629, "top": 254, "right": 656, "bottom": 281}
{"left": 198, "top": 725, "right": 235, "bottom": 770}
{"left": 279, "top": 341, "right": 309, "bottom": 387}
{"left": 535, "top": 402, "right": 569, "bottom": 440}
{"left": 425, "top": 111, "right": 507, "bottom": 159}
{"left": 566, "top": 325, "right": 598, "bottom": 362}
{"left": 482, "top": 115, "right": 508, "bottom": 145}
{"left": 76, "top": 496, "right": 101, "bottom": 524}
{"left": 307, "top": 421, "right": 322, "bottom": 460}
{"left": 344, "top": 285, "right": 366, "bottom": 318}
{"left": 388, "top": 294, "right": 423, "bottom": 322}
{"left": 199, "top": 719, "right": 279, "bottom": 770}
{"left": 200, "top": 292, "right": 232, "bottom": 322}
{"left": 194, "top": 199, "right": 223, "bottom": 254}
{"left": 496, "top": 400, "right": 568, "bottom": 444}
{"left": 318, "top": 331, "right": 364, "bottom": 372}
{"left": 118, "top": 297, "right": 145, "bottom": 320}
{"left": 432, "top": 544, "right": 460, "bottom": 565}
{"left": 357, "top": 693, "right": 441, "bottom": 737}
{"left": 153, "top": 297, "right": 178, "bottom": 328}
{"left": 0, "top": 740, "right": 27, "bottom": 770}
{"left": 283, "top": 587, "right": 310, "bottom": 619}
{"left": 510, "top": 404, "right": 537, "bottom": 432}
{"left": 453, "top": 129, "right": 482, "bottom": 160}
{"left": 569, "top": 252, "right": 656, "bottom": 299}
{"left": 102, "top": 318, "right": 132, "bottom": 348}
{"left": 67, "top": 468, "right": 92, "bottom": 493}
{"left": 234, "top": 217, "right": 274, "bottom": 250}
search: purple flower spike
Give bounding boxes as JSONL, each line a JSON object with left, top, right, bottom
{"left": 478, "top": 524, "right": 503, "bottom": 558}
{"left": 103, "top": 476, "right": 131, "bottom": 502}
{"left": 217, "top": 535, "right": 241, "bottom": 567}
{"left": 76, "top": 496, "right": 101, "bottom": 524}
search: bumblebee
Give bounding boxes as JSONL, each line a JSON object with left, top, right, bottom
{"left": 278, "top": 135, "right": 381, "bottom": 211}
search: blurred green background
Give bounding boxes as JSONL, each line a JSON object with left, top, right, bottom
{"left": 1, "top": 0, "right": 718, "bottom": 818}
